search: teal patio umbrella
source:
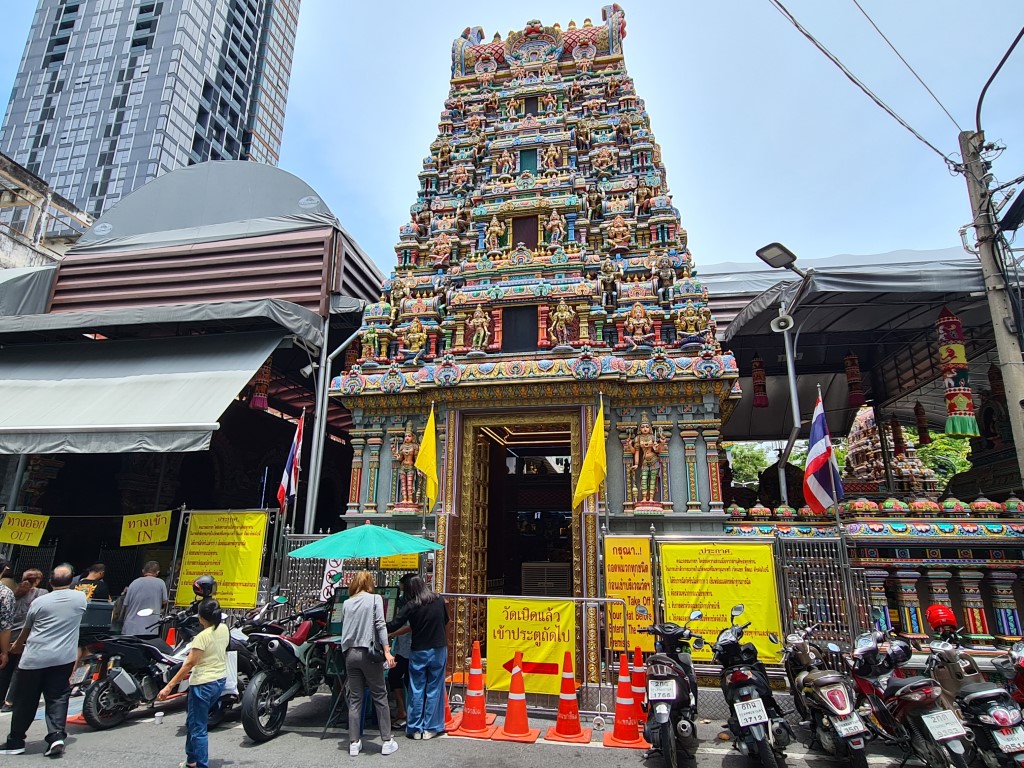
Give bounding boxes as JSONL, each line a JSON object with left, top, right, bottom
{"left": 287, "top": 520, "right": 443, "bottom": 560}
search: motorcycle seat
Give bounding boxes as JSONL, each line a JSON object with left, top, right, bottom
{"left": 142, "top": 638, "right": 174, "bottom": 655}
{"left": 803, "top": 670, "right": 844, "bottom": 686}
{"left": 284, "top": 620, "right": 312, "bottom": 646}
{"left": 884, "top": 676, "right": 931, "bottom": 696}
{"left": 959, "top": 681, "right": 1008, "bottom": 704}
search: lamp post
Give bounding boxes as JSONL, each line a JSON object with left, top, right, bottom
{"left": 755, "top": 243, "right": 810, "bottom": 505}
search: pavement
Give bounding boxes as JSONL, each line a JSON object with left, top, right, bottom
{"left": 0, "top": 692, "right": 916, "bottom": 767}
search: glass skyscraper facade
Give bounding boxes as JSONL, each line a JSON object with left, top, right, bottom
{"left": 0, "top": 0, "right": 301, "bottom": 218}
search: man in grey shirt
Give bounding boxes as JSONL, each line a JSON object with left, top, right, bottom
{"left": 0, "top": 563, "right": 86, "bottom": 758}
{"left": 118, "top": 561, "right": 168, "bottom": 638}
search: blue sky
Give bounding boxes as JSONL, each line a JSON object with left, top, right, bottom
{"left": 2, "top": 1, "right": 1022, "bottom": 274}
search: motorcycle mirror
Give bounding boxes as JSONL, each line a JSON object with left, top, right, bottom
{"left": 797, "top": 604, "right": 809, "bottom": 614}
{"left": 635, "top": 605, "right": 649, "bottom": 616}
{"left": 826, "top": 642, "right": 842, "bottom": 653}
{"left": 271, "top": 584, "right": 281, "bottom": 596}
{"left": 136, "top": 608, "right": 155, "bottom": 617}
{"left": 767, "top": 632, "right": 780, "bottom": 645}
{"left": 688, "top": 609, "right": 703, "bottom": 622}
{"left": 273, "top": 595, "right": 289, "bottom": 605}
{"left": 730, "top": 604, "right": 744, "bottom": 619}
{"left": 693, "top": 637, "right": 705, "bottom": 650}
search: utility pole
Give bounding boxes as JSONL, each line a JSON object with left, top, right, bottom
{"left": 959, "top": 130, "right": 1024, "bottom": 483}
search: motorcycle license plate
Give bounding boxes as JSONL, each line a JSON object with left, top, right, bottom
{"left": 994, "top": 726, "right": 1024, "bottom": 753}
{"left": 922, "top": 710, "right": 967, "bottom": 741}
{"left": 648, "top": 679, "right": 677, "bottom": 701}
{"left": 833, "top": 713, "right": 867, "bottom": 737}
{"left": 69, "top": 665, "right": 89, "bottom": 685}
{"left": 735, "top": 698, "right": 769, "bottom": 727}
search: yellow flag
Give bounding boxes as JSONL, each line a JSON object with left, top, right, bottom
{"left": 415, "top": 404, "right": 439, "bottom": 513}
{"left": 572, "top": 400, "right": 607, "bottom": 508}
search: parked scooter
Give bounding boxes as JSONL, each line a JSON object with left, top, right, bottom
{"left": 240, "top": 600, "right": 331, "bottom": 742}
{"left": 847, "top": 622, "right": 971, "bottom": 768}
{"left": 924, "top": 605, "right": 1024, "bottom": 768}
{"left": 993, "top": 641, "right": 1024, "bottom": 708}
{"left": 636, "top": 605, "right": 702, "bottom": 768}
{"left": 712, "top": 604, "right": 792, "bottom": 768}
{"left": 782, "top": 605, "right": 868, "bottom": 767}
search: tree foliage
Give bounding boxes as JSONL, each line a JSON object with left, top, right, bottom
{"left": 728, "top": 443, "right": 770, "bottom": 485}
{"left": 913, "top": 430, "right": 971, "bottom": 479}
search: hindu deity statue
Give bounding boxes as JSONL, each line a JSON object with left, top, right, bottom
{"left": 634, "top": 178, "right": 653, "bottom": 215}
{"left": 615, "top": 118, "right": 632, "bottom": 146}
{"left": 391, "top": 422, "right": 420, "bottom": 507}
{"left": 606, "top": 72, "right": 622, "bottom": 99}
{"left": 548, "top": 299, "right": 576, "bottom": 346}
{"left": 606, "top": 214, "right": 631, "bottom": 249}
{"left": 484, "top": 91, "right": 498, "bottom": 115}
{"left": 430, "top": 232, "right": 453, "bottom": 267}
{"left": 484, "top": 215, "right": 505, "bottom": 251}
{"left": 455, "top": 204, "right": 472, "bottom": 235}
{"left": 626, "top": 413, "right": 668, "bottom": 504}
{"left": 359, "top": 325, "right": 380, "bottom": 361}
{"left": 596, "top": 256, "right": 623, "bottom": 309}
{"left": 436, "top": 141, "right": 452, "bottom": 170}
{"left": 542, "top": 143, "right": 561, "bottom": 170}
{"left": 544, "top": 210, "right": 566, "bottom": 244}
{"left": 466, "top": 113, "right": 483, "bottom": 134}
{"left": 401, "top": 318, "right": 428, "bottom": 365}
{"left": 673, "top": 300, "right": 710, "bottom": 338}
{"left": 625, "top": 302, "right": 655, "bottom": 350}
{"left": 506, "top": 95, "right": 522, "bottom": 118}
{"left": 467, "top": 305, "right": 491, "bottom": 351}
{"left": 651, "top": 251, "right": 677, "bottom": 305}
{"left": 584, "top": 185, "right": 604, "bottom": 220}
{"left": 592, "top": 145, "right": 616, "bottom": 175}
{"left": 450, "top": 164, "right": 471, "bottom": 192}
{"left": 542, "top": 92, "right": 557, "bottom": 114}
{"left": 576, "top": 121, "right": 592, "bottom": 151}
{"left": 497, "top": 149, "right": 515, "bottom": 175}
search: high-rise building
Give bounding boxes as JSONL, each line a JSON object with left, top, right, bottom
{"left": 0, "top": 0, "right": 301, "bottom": 218}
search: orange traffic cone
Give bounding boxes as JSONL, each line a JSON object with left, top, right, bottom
{"left": 65, "top": 713, "right": 87, "bottom": 726}
{"left": 452, "top": 641, "right": 497, "bottom": 738}
{"left": 444, "top": 686, "right": 462, "bottom": 733}
{"left": 631, "top": 646, "right": 647, "bottom": 724}
{"left": 544, "top": 651, "right": 591, "bottom": 743}
{"left": 603, "top": 653, "right": 650, "bottom": 749}
{"left": 491, "top": 651, "right": 540, "bottom": 743}
{"left": 165, "top": 626, "right": 176, "bottom": 647}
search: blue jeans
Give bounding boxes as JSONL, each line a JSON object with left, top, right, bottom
{"left": 407, "top": 647, "right": 447, "bottom": 735}
{"left": 186, "top": 678, "right": 225, "bottom": 768}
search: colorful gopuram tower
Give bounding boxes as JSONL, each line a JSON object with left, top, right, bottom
{"left": 332, "top": 6, "right": 739, "bottom": 631}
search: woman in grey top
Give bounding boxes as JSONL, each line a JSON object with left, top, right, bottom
{"left": 341, "top": 571, "right": 397, "bottom": 757}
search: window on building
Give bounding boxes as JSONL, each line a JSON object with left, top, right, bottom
{"left": 511, "top": 215, "right": 538, "bottom": 250}
{"left": 519, "top": 148, "right": 537, "bottom": 173}
{"left": 501, "top": 307, "right": 538, "bottom": 353}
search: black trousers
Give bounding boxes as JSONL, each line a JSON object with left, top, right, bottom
{"left": 6, "top": 662, "right": 74, "bottom": 748}
{"left": 0, "top": 650, "right": 22, "bottom": 704}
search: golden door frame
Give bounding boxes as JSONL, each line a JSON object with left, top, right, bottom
{"left": 445, "top": 409, "right": 600, "bottom": 683}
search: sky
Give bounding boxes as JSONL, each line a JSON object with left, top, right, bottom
{"left": 1, "top": 1, "right": 1023, "bottom": 275}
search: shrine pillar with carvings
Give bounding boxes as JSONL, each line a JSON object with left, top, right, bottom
{"left": 989, "top": 571, "right": 1022, "bottom": 642}
{"left": 957, "top": 570, "right": 994, "bottom": 646}
{"left": 865, "top": 569, "right": 892, "bottom": 631}
{"left": 890, "top": 570, "right": 926, "bottom": 638}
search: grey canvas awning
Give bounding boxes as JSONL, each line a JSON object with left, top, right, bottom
{"left": 0, "top": 330, "right": 283, "bottom": 454}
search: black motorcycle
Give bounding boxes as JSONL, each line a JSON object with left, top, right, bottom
{"left": 637, "top": 605, "right": 703, "bottom": 768}
{"left": 713, "top": 604, "right": 791, "bottom": 768}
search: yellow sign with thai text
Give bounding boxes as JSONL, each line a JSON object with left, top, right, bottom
{"left": 659, "top": 540, "right": 782, "bottom": 662}
{"left": 176, "top": 511, "right": 267, "bottom": 609}
{"left": 0, "top": 512, "right": 48, "bottom": 547}
{"left": 486, "top": 598, "right": 574, "bottom": 695}
{"left": 120, "top": 510, "right": 172, "bottom": 547}
{"left": 604, "top": 536, "right": 655, "bottom": 652}
{"left": 379, "top": 554, "right": 419, "bottom": 570}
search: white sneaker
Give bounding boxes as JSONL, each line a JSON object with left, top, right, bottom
{"left": 45, "top": 740, "right": 65, "bottom": 758}
{"left": 349, "top": 740, "right": 362, "bottom": 756}
{"left": 381, "top": 738, "right": 398, "bottom": 756}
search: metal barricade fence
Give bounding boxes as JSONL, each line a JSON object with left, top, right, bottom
{"left": 438, "top": 592, "right": 629, "bottom": 721}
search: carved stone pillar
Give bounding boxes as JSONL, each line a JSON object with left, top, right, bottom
{"left": 593, "top": 313, "right": 606, "bottom": 345}
{"left": 865, "top": 569, "right": 892, "bottom": 631}
{"left": 538, "top": 305, "right": 551, "bottom": 349}
{"left": 577, "top": 304, "right": 590, "bottom": 343}
{"left": 680, "top": 428, "right": 701, "bottom": 512}
{"left": 383, "top": 426, "right": 404, "bottom": 512}
{"left": 989, "top": 571, "right": 1022, "bottom": 642}
{"left": 347, "top": 435, "right": 366, "bottom": 515}
{"left": 619, "top": 424, "right": 637, "bottom": 514}
{"left": 453, "top": 312, "right": 467, "bottom": 352}
{"left": 889, "top": 570, "right": 926, "bottom": 638}
{"left": 703, "top": 427, "right": 724, "bottom": 514}
{"left": 488, "top": 309, "right": 502, "bottom": 352}
{"left": 926, "top": 569, "right": 954, "bottom": 609}
{"left": 363, "top": 430, "right": 383, "bottom": 515}
{"left": 957, "top": 569, "right": 994, "bottom": 645}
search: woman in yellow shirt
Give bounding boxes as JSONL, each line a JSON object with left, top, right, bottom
{"left": 158, "top": 599, "right": 228, "bottom": 768}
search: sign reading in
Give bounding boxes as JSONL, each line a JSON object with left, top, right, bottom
{"left": 120, "top": 510, "right": 172, "bottom": 547}
{"left": 603, "top": 536, "right": 655, "bottom": 652}
{"left": 176, "top": 511, "right": 267, "bottom": 609}
{"left": 0, "top": 512, "right": 49, "bottom": 547}
{"left": 659, "top": 540, "right": 782, "bottom": 662}
{"left": 486, "top": 597, "right": 574, "bottom": 695}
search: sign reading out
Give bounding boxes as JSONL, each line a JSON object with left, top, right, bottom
{"left": 0, "top": 512, "right": 49, "bottom": 547}
{"left": 486, "top": 597, "right": 575, "bottom": 695}
{"left": 176, "top": 511, "right": 267, "bottom": 609}
{"left": 659, "top": 541, "right": 783, "bottom": 662}
{"left": 603, "top": 536, "right": 655, "bottom": 653}
{"left": 120, "top": 510, "right": 172, "bottom": 547}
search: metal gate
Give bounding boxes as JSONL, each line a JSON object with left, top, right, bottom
{"left": 776, "top": 536, "right": 870, "bottom": 643}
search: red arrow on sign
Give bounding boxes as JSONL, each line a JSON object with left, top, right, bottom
{"left": 502, "top": 657, "right": 560, "bottom": 676}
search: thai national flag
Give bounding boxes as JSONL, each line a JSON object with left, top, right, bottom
{"left": 803, "top": 394, "right": 844, "bottom": 515}
{"left": 276, "top": 413, "right": 304, "bottom": 515}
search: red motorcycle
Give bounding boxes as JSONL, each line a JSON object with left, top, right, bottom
{"left": 994, "top": 642, "right": 1024, "bottom": 708}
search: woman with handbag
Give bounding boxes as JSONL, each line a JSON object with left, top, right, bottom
{"left": 341, "top": 571, "right": 398, "bottom": 757}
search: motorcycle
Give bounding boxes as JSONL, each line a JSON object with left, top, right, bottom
{"left": 240, "top": 599, "right": 331, "bottom": 742}
{"left": 847, "top": 626, "right": 971, "bottom": 768}
{"left": 925, "top": 632, "right": 1024, "bottom": 768}
{"left": 712, "top": 604, "right": 792, "bottom": 768}
{"left": 993, "top": 641, "right": 1024, "bottom": 708}
{"left": 782, "top": 605, "right": 868, "bottom": 767}
{"left": 80, "top": 607, "right": 202, "bottom": 729}
{"left": 635, "top": 605, "right": 703, "bottom": 768}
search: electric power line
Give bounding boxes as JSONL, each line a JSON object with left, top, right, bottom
{"left": 849, "top": 0, "right": 962, "bottom": 131}
{"left": 766, "top": 0, "right": 953, "bottom": 165}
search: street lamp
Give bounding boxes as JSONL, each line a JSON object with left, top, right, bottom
{"left": 756, "top": 242, "right": 807, "bottom": 277}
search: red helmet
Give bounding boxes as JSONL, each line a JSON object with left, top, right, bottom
{"left": 926, "top": 604, "right": 957, "bottom": 631}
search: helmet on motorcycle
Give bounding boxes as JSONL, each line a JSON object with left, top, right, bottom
{"left": 925, "top": 604, "right": 957, "bottom": 632}
{"left": 192, "top": 574, "right": 217, "bottom": 599}
{"left": 887, "top": 639, "right": 913, "bottom": 667}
